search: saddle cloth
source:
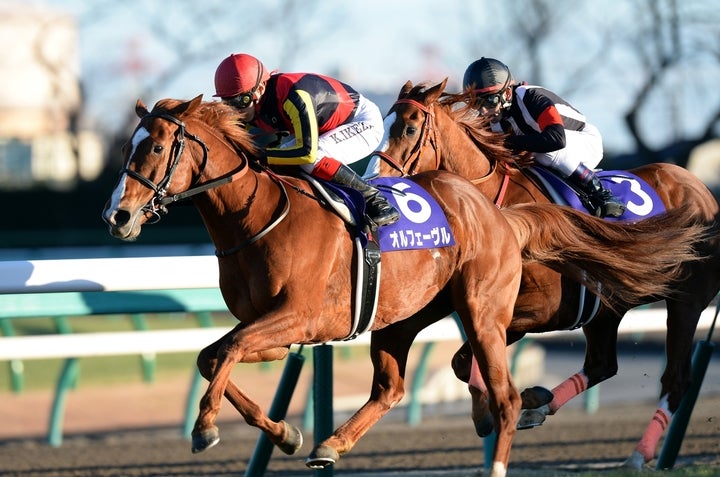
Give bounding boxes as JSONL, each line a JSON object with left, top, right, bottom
{"left": 526, "top": 166, "right": 667, "bottom": 221}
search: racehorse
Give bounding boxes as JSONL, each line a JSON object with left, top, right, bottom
{"left": 376, "top": 78, "right": 720, "bottom": 468}
{"left": 101, "top": 95, "right": 707, "bottom": 477}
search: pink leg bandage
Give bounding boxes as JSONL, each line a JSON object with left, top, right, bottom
{"left": 635, "top": 396, "right": 672, "bottom": 463}
{"left": 548, "top": 371, "right": 588, "bottom": 414}
{"left": 469, "top": 356, "right": 487, "bottom": 392}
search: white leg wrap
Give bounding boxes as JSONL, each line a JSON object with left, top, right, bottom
{"left": 490, "top": 461, "right": 507, "bottom": 477}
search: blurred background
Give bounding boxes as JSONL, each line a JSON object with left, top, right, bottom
{"left": 1, "top": 0, "right": 718, "bottom": 258}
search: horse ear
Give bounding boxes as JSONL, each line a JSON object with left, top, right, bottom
{"left": 399, "top": 80, "right": 413, "bottom": 99}
{"left": 424, "top": 78, "right": 447, "bottom": 104}
{"left": 136, "top": 99, "right": 149, "bottom": 118}
{"left": 169, "top": 94, "right": 204, "bottom": 117}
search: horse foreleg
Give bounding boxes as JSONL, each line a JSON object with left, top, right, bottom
{"left": 192, "top": 326, "right": 302, "bottom": 455}
{"left": 465, "top": 329, "right": 520, "bottom": 477}
{"left": 306, "top": 323, "right": 417, "bottom": 468}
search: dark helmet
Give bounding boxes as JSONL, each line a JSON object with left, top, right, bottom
{"left": 462, "top": 57, "right": 513, "bottom": 94}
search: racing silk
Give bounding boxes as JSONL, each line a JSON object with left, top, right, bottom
{"left": 254, "top": 72, "right": 360, "bottom": 165}
{"left": 501, "top": 84, "right": 587, "bottom": 154}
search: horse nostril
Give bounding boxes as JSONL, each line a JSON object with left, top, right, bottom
{"left": 113, "top": 209, "right": 131, "bottom": 227}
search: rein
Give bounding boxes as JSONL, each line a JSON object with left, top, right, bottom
{"left": 214, "top": 177, "right": 291, "bottom": 258}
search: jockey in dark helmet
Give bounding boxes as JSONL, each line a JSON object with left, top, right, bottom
{"left": 463, "top": 57, "right": 625, "bottom": 218}
{"left": 214, "top": 53, "right": 399, "bottom": 228}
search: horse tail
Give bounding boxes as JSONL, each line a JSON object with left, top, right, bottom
{"left": 502, "top": 203, "right": 709, "bottom": 307}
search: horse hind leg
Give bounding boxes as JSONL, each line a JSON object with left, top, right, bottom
{"left": 624, "top": 301, "right": 704, "bottom": 469}
{"left": 517, "top": 315, "right": 621, "bottom": 430}
{"left": 306, "top": 319, "right": 421, "bottom": 468}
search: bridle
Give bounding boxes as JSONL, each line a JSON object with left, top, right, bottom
{"left": 121, "top": 111, "right": 290, "bottom": 257}
{"left": 374, "top": 98, "right": 441, "bottom": 177}
{"left": 122, "top": 111, "right": 249, "bottom": 223}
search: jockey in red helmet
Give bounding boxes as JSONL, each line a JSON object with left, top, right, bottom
{"left": 463, "top": 57, "right": 625, "bottom": 218}
{"left": 214, "top": 53, "right": 399, "bottom": 228}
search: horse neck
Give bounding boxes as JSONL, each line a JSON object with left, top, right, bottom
{"left": 191, "top": 149, "right": 283, "bottom": 254}
{"left": 434, "top": 110, "right": 548, "bottom": 206}
{"left": 431, "top": 109, "right": 491, "bottom": 179}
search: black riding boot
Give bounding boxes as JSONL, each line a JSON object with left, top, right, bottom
{"left": 329, "top": 164, "right": 400, "bottom": 227}
{"left": 567, "top": 163, "right": 625, "bottom": 218}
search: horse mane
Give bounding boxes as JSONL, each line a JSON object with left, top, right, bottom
{"left": 153, "top": 98, "right": 261, "bottom": 158}
{"left": 437, "top": 92, "right": 534, "bottom": 169}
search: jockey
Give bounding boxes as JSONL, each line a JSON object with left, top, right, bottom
{"left": 213, "top": 53, "right": 400, "bottom": 227}
{"left": 462, "top": 57, "right": 625, "bottom": 218}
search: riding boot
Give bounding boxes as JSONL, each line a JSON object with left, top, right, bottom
{"left": 328, "top": 163, "right": 400, "bottom": 227}
{"left": 566, "top": 163, "right": 626, "bottom": 218}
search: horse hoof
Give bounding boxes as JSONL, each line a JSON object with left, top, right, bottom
{"left": 520, "top": 386, "right": 554, "bottom": 409}
{"left": 517, "top": 404, "right": 549, "bottom": 430}
{"left": 622, "top": 450, "right": 645, "bottom": 470}
{"left": 474, "top": 414, "right": 495, "bottom": 437}
{"left": 277, "top": 420, "right": 303, "bottom": 455}
{"left": 191, "top": 426, "right": 220, "bottom": 453}
{"left": 306, "top": 445, "right": 339, "bottom": 469}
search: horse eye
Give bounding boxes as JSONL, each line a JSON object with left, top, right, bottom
{"left": 406, "top": 126, "right": 417, "bottom": 136}
{"left": 153, "top": 145, "right": 164, "bottom": 154}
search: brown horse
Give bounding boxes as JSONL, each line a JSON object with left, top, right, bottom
{"left": 101, "top": 95, "right": 707, "bottom": 477}
{"left": 377, "top": 78, "right": 720, "bottom": 468}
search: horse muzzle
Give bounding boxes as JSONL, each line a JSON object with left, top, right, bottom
{"left": 102, "top": 205, "right": 144, "bottom": 241}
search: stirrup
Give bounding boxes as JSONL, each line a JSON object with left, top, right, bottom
{"left": 595, "top": 191, "right": 626, "bottom": 218}
{"left": 599, "top": 200, "right": 626, "bottom": 218}
{"left": 366, "top": 197, "right": 400, "bottom": 227}
{"left": 367, "top": 209, "right": 400, "bottom": 227}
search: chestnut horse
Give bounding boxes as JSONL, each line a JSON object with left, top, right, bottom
{"left": 376, "top": 78, "right": 720, "bottom": 468}
{"left": 102, "top": 95, "right": 706, "bottom": 477}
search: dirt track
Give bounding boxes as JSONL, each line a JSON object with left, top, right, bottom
{"left": 1, "top": 394, "right": 719, "bottom": 476}
{"left": 2, "top": 340, "right": 719, "bottom": 476}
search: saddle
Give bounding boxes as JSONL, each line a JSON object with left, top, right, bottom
{"left": 525, "top": 166, "right": 666, "bottom": 221}
{"left": 304, "top": 174, "right": 456, "bottom": 340}
{"left": 523, "top": 166, "right": 667, "bottom": 329}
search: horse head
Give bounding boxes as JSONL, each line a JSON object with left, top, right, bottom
{"left": 102, "top": 95, "right": 252, "bottom": 241}
{"left": 375, "top": 79, "right": 447, "bottom": 177}
{"left": 378, "top": 79, "right": 527, "bottom": 188}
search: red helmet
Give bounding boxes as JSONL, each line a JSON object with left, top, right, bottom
{"left": 213, "top": 53, "right": 270, "bottom": 98}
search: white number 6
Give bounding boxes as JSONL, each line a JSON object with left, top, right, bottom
{"left": 389, "top": 182, "right": 432, "bottom": 224}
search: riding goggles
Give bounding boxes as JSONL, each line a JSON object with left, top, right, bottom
{"left": 223, "top": 92, "right": 254, "bottom": 110}
{"left": 475, "top": 92, "right": 504, "bottom": 110}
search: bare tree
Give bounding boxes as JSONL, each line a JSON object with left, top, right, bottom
{"left": 461, "top": 0, "right": 718, "bottom": 165}
{"left": 74, "top": 0, "right": 323, "bottom": 171}
{"left": 620, "top": 0, "right": 719, "bottom": 165}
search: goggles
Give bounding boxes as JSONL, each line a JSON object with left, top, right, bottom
{"left": 223, "top": 92, "right": 254, "bottom": 110}
{"left": 475, "top": 92, "right": 504, "bottom": 110}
